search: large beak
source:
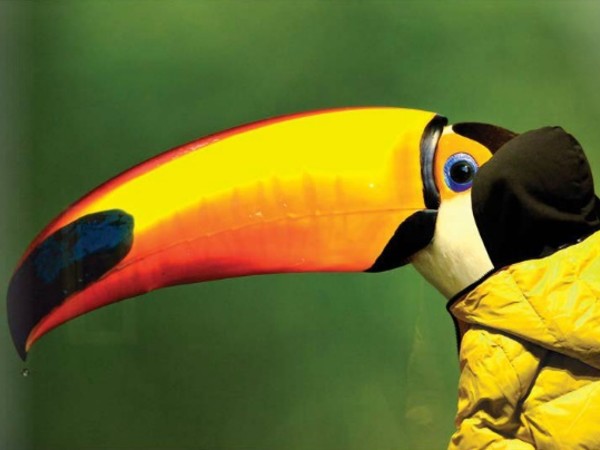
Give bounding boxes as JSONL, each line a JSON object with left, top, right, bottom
{"left": 8, "top": 107, "right": 445, "bottom": 359}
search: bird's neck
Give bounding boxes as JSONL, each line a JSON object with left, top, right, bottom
{"left": 410, "top": 192, "right": 494, "bottom": 299}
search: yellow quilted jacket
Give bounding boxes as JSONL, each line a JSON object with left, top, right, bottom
{"left": 448, "top": 230, "right": 600, "bottom": 450}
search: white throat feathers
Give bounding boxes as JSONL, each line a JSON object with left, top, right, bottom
{"left": 410, "top": 192, "right": 493, "bottom": 299}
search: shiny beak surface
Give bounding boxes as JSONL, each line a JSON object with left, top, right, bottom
{"left": 8, "top": 107, "right": 441, "bottom": 359}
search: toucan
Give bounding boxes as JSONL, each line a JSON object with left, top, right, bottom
{"left": 7, "top": 106, "right": 568, "bottom": 361}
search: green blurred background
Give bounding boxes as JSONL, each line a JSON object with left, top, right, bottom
{"left": 2, "top": 1, "right": 600, "bottom": 449}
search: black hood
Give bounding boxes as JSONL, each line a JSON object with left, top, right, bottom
{"left": 472, "top": 126, "right": 600, "bottom": 269}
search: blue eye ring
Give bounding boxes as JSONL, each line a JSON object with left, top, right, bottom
{"left": 443, "top": 153, "right": 478, "bottom": 192}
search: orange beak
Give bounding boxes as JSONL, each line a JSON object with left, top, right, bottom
{"left": 8, "top": 107, "right": 448, "bottom": 360}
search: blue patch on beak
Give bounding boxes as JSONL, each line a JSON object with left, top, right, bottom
{"left": 7, "top": 210, "right": 134, "bottom": 360}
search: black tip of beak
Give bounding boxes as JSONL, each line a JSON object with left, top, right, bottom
{"left": 7, "top": 210, "right": 134, "bottom": 360}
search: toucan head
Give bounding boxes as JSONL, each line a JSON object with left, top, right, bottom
{"left": 7, "top": 107, "right": 599, "bottom": 360}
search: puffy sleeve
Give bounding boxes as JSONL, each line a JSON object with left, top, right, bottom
{"left": 449, "top": 325, "right": 547, "bottom": 450}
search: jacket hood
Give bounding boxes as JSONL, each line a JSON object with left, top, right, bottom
{"left": 472, "top": 126, "right": 600, "bottom": 269}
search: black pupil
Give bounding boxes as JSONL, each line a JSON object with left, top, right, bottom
{"left": 450, "top": 161, "right": 474, "bottom": 184}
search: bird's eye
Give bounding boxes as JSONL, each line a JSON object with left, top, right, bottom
{"left": 443, "top": 153, "right": 478, "bottom": 192}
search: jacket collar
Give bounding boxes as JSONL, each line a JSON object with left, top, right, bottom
{"left": 447, "top": 230, "right": 600, "bottom": 369}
